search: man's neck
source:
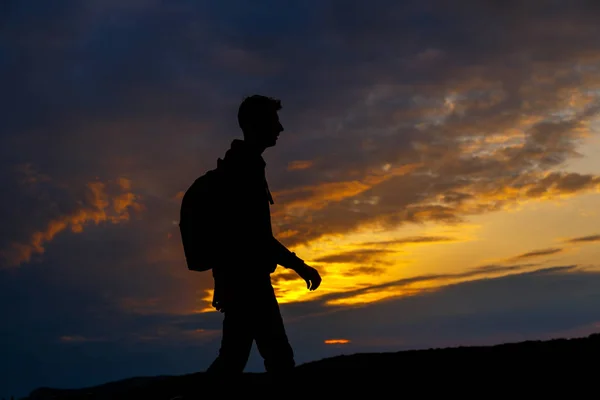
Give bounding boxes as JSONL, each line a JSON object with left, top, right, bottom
{"left": 243, "top": 138, "right": 267, "bottom": 155}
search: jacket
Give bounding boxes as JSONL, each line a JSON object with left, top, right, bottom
{"left": 212, "top": 139, "right": 300, "bottom": 281}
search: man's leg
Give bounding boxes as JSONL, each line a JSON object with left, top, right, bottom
{"left": 254, "top": 284, "right": 295, "bottom": 374}
{"left": 206, "top": 307, "right": 254, "bottom": 379}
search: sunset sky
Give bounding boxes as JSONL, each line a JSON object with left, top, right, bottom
{"left": 2, "top": 0, "right": 600, "bottom": 397}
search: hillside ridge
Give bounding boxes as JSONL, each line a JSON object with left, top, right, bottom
{"left": 27, "top": 333, "right": 600, "bottom": 399}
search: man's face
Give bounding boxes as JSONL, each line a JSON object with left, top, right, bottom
{"left": 261, "top": 111, "right": 284, "bottom": 148}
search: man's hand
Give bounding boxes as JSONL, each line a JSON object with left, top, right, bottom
{"left": 212, "top": 279, "right": 226, "bottom": 313}
{"left": 212, "top": 290, "right": 225, "bottom": 313}
{"left": 294, "top": 263, "right": 322, "bottom": 291}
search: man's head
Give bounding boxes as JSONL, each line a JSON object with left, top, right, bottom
{"left": 237, "top": 95, "right": 284, "bottom": 149}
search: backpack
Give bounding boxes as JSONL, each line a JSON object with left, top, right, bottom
{"left": 179, "top": 163, "right": 226, "bottom": 272}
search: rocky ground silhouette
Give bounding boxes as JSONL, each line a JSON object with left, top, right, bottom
{"left": 25, "top": 333, "right": 599, "bottom": 399}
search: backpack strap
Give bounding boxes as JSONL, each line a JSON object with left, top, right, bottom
{"left": 265, "top": 179, "right": 274, "bottom": 205}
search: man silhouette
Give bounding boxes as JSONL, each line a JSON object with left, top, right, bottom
{"left": 205, "top": 95, "right": 322, "bottom": 380}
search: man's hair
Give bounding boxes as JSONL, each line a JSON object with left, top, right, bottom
{"left": 237, "top": 95, "right": 282, "bottom": 135}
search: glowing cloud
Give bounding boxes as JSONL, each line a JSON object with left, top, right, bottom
{"left": 324, "top": 339, "right": 350, "bottom": 345}
{"left": 1, "top": 177, "right": 144, "bottom": 268}
{"left": 288, "top": 160, "right": 314, "bottom": 171}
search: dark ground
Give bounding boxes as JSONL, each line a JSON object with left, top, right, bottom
{"left": 25, "top": 333, "right": 600, "bottom": 399}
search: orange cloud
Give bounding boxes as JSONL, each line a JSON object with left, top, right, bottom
{"left": 273, "top": 162, "right": 422, "bottom": 214}
{"left": 1, "top": 178, "right": 144, "bottom": 268}
{"left": 59, "top": 335, "right": 104, "bottom": 343}
{"left": 287, "top": 160, "right": 313, "bottom": 171}
{"left": 277, "top": 229, "right": 299, "bottom": 239}
{"left": 324, "top": 339, "right": 350, "bottom": 344}
{"left": 15, "top": 163, "right": 51, "bottom": 185}
{"left": 273, "top": 169, "right": 600, "bottom": 251}
{"left": 323, "top": 265, "right": 577, "bottom": 307}
{"left": 174, "top": 191, "right": 185, "bottom": 200}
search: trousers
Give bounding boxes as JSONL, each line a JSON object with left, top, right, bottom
{"left": 206, "top": 273, "right": 295, "bottom": 376}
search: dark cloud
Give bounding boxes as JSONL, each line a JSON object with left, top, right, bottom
{"left": 471, "top": 263, "right": 539, "bottom": 274}
{"left": 0, "top": 167, "right": 144, "bottom": 268}
{"left": 359, "top": 235, "right": 456, "bottom": 246}
{"left": 313, "top": 249, "right": 397, "bottom": 264}
{"left": 3, "top": 0, "right": 600, "bottom": 251}
{"left": 342, "top": 266, "right": 387, "bottom": 276}
{"left": 315, "top": 264, "right": 570, "bottom": 306}
{"left": 511, "top": 247, "right": 564, "bottom": 261}
{"left": 565, "top": 234, "right": 600, "bottom": 243}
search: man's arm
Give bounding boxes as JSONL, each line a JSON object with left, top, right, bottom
{"left": 271, "top": 237, "right": 322, "bottom": 291}
{"left": 271, "top": 237, "right": 303, "bottom": 269}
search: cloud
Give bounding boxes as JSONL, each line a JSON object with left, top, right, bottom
{"left": 313, "top": 249, "right": 397, "bottom": 264}
{"left": 471, "top": 263, "right": 539, "bottom": 274}
{"left": 565, "top": 234, "right": 600, "bottom": 243}
{"left": 4, "top": 0, "right": 600, "bottom": 254}
{"left": 271, "top": 269, "right": 300, "bottom": 284}
{"left": 307, "top": 239, "right": 578, "bottom": 307}
{"left": 342, "top": 266, "right": 387, "bottom": 276}
{"left": 359, "top": 235, "right": 457, "bottom": 246}
{"left": 511, "top": 247, "right": 564, "bottom": 261}
{"left": 283, "top": 265, "right": 600, "bottom": 356}
{"left": 287, "top": 160, "right": 314, "bottom": 171}
{"left": 0, "top": 171, "right": 144, "bottom": 268}
{"left": 281, "top": 238, "right": 579, "bottom": 308}
{"left": 324, "top": 339, "right": 350, "bottom": 345}
{"left": 272, "top": 163, "right": 422, "bottom": 215}
{"left": 59, "top": 335, "right": 106, "bottom": 343}
{"left": 318, "top": 264, "right": 576, "bottom": 306}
